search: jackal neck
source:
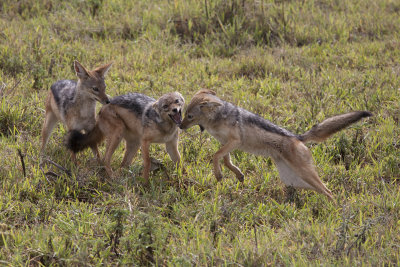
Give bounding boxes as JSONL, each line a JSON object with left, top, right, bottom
{"left": 74, "top": 80, "right": 97, "bottom": 106}
{"left": 154, "top": 116, "right": 177, "bottom": 134}
{"left": 143, "top": 107, "right": 175, "bottom": 133}
{"left": 75, "top": 79, "right": 85, "bottom": 92}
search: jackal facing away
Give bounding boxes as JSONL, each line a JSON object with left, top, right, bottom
{"left": 180, "top": 89, "right": 372, "bottom": 200}
{"left": 66, "top": 92, "right": 184, "bottom": 182}
{"left": 41, "top": 60, "right": 112, "bottom": 161}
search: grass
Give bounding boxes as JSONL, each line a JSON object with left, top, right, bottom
{"left": 1, "top": 0, "right": 400, "bottom": 265}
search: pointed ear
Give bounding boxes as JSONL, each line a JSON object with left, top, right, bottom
{"left": 74, "top": 60, "right": 89, "bottom": 79}
{"left": 152, "top": 101, "right": 160, "bottom": 113}
{"left": 195, "top": 89, "right": 216, "bottom": 96}
{"left": 199, "top": 98, "right": 222, "bottom": 110}
{"left": 175, "top": 92, "right": 185, "bottom": 104}
{"left": 94, "top": 62, "right": 113, "bottom": 77}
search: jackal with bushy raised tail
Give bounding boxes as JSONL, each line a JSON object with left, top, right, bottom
{"left": 180, "top": 89, "right": 372, "bottom": 200}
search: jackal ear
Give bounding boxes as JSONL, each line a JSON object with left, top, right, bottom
{"left": 152, "top": 101, "right": 160, "bottom": 113}
{"left": 175, "top": 92, "right": 185, "bottom": 104}
{"left": 199, "top": 99, "right": 222, "bottom": 110}
{"left": 74, "top": 60, "right": 89, "bottom": 79}
{"left": 195, "top": 89, "right": 217, "bottom": 96}
{"left": 95, "top": 62, "right": 113, "bottom": 77}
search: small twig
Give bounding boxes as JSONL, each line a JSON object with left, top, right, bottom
{"left": 39, "top": 163, "right": 60, "bottom": 182}
{"left": 6, "top": 78, "right": 22, "bottom": 98}
{"left": 17, "top": 149, "right": 26, "bottom": 178}
{"left": 253, "top": 223, "right": 258, "bottom": 255}
{"left": 41, "top": 158, "right": 72, "bottom": 177}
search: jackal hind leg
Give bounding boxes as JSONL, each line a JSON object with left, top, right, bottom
{"left": 120, "top": 138, "right": 140, "bottom": 169}
{"left": 71, "top": 151, "right": 77, "bottom": 164}
{"left": 41, "top": 111, "right": 59, "bottom": 153}
{"left": 90, "top": 144, "right": 101, "bottom": 162}
{"left": 281, "top": 139, "right": 334, "bottom": 201}
{"left": 103, "top": 128, "right": 124, "bottom": 178}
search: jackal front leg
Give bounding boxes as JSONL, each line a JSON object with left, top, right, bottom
{"left": 90, "top": 144, "right": 101, "bottom": 162}
{"left": 213, "top": 139, "right": 240, "bottom": 182}
{"left": 223, "top": 153, "right": 244, "bottom": 182}
{"left": 141, "top": 139, "right": 151, "bottom": 184}
{"left": 166, "top": 136, "right": 184, "bottom": 173}
{"left": 40, "top": 110, "right": 58, "bottom": 154}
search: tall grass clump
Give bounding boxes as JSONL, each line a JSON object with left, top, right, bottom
{"left": 171, "top": 0, "right": 400, "bottom": 56}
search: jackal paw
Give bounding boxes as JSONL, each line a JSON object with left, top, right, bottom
{"left": 215, "top": 173, "right": 223, "bottom": 182}
{"left": 236, "top": 174, "right": 244, "bottom": 183}
{"left": 104, "top": 168, "right": 113, "bottom": 179}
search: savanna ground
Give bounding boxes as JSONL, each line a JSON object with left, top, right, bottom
{"left": 1, "top": 0, "right": 400, "bottom": 265}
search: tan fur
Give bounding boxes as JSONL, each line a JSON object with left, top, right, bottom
{"left": 299, "top": 111, "right": 371, "bottom": 143}
{"left": 41, "top": 60, "right": 112, "bottom": 161}
{"left": 67, "top": 92, "right": 184, "bottom": 182}
{"left": 180, "top": 90, "right": 372, "bottom": 201}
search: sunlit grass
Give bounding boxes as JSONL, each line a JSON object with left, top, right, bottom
{"left": 0, "top": 0, "right": 399, "bottom": 265}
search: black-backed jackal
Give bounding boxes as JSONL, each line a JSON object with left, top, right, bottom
{"left": 180, "top": 89, "right": 372, "bottom": 200}
{"left": 41, "top": 60, "right": 112, "bottom": 161}
{"left": 66, "top": 92, "right": 184, "bottom": 182}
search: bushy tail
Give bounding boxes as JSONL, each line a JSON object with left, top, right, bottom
{"left": 299, "top": 111, "right": 372, "bottom": 143}
{"left": 65, "top": 124, "right": 104, "bottom": 153}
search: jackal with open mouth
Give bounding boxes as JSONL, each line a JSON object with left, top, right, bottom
{"left": 66, "top": 92, "right": 184, "bottom": 181}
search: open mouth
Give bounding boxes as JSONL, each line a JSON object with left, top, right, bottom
{"left": 169, "top": 110, "right": 182, "bottom": 125}
{"left": 95, "top": 97, "right": 108, "bottom": 104}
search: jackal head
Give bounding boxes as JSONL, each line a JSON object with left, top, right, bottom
{"left": 180, "top": 89, "right": 223, "bottom": 131}
{"left": 152, "top": 92, "right": 185, "bottom": 125}
{"left": 74, "top": 60, "right": 112, "bottom": 104}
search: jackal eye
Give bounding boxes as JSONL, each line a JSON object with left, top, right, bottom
{"left": 92, "top": 87, "right": 99, "bottom": 92}
{"left": 187, "top": 114, "right": 193, "bottom": 120}
{"left": 175, "top": 99, "right": 179, "bottom": 103}
{"left": 162, "top": 104, "right": 169, "bottom": 109}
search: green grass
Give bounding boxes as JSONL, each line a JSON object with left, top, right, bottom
{"left": 1, "top": 0, "right": 400, "bottom": 265}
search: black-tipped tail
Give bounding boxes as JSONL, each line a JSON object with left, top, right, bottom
{"left": 65, "top": 125, "right": 104, "bottom": 153}
{"left": 299, "top": 111, "right": 372, "bottom": 143}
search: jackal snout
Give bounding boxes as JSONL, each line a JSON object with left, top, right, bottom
{"left": 84, "top": 81, "right": 110, "bottom": 104}
{"left": 93, "top": 87, "right": 110, "bottom": 105}
{"left": 180, "top": 89, "right": 220, "bottom": 130}
{"left": 179, "top": 115, "right": 190, "bottom": 129}
{"left": 154, "top": 92, "right": 185, "bottom": 125}
{"left": 74, "top": 60, "right": 112, "bottom": 105}
{"left": 168, "top": 105, "right": 183, "bottom": 125}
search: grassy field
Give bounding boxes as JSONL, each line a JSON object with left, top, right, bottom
{"left": 1, "top": 0, "right": 400, "bottom": 265}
